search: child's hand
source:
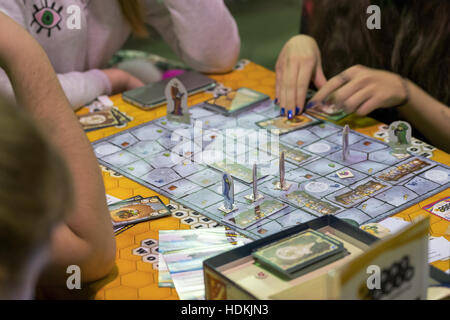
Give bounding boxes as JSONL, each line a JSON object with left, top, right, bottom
{"left": 102, "top": 68, "right": 145, "bottom": 94}
{"left": 275, "top": 35, "right": 327, "bottom": 117}
{"left": 310, "top": 65, "right": 407, "bottom": 116}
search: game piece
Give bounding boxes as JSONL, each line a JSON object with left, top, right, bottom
{"left": 342, "top": 124, "right": 349, "bottom": 161}
{"left": 245, "top": 163, "right": 264, "bottom": 202}
{"left": 336, "top": 169, "right": 354, "bottom": 179}
{"left": 165, "top": 78, "right": 191, "bottom": 124}
{"left": 388, "top": 121, "right": 411, "bottom": 155}
{"left": 218, "top": 173, "right": 237, "bottom": 214}
{"left": 274, "top": 152, "right": 292, "bottom": 191}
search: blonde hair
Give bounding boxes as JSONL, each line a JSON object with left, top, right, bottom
{"left": 117, "top": 0, "right": 149, "bottom": 37}
{"left": 0, "top": 99, "right": 73, "bottom": 284}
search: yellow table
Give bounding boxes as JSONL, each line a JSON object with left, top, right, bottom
{"left": 78, "top": 61, "right": 449, "bottom": 300}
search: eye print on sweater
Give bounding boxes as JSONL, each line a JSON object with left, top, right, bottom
{"left": 30, "top": 0, "right": 63, "bottom": 37}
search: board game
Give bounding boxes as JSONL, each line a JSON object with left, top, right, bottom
{"left": 92, "top": 98, "right": 450, "bottom": 240}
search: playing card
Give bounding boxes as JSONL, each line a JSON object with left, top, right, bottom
{"left": 109, "top": 196, "right": 171, "bottom": 227}
{"left": 252, "top": 229, "right": 344, "bottom": 276}
{"left": 306, "top": 102, "right": 348, "bottom": 121}
{"left": 256, "top": 114, "right": 320, "bottom": 135}
{"left": 78, "top": 109, "right": 120, "bottom": 131}
{"left": 109, "top": 196, "right": 144, "bottom": 235}
{"left": 204, "top": 87, "right": 269, "bottom": 116}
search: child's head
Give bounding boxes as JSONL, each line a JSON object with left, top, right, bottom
{"left": 0, "top": 99, "right": 73, "bottom": 299}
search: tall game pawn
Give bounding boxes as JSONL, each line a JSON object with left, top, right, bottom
{"left": 245, "top": 163, "right": 264, "bottom": 202}
{"left": 274, "top": 151, "right": 291, "bottom": 191}
{"left": 218, "top": 172, "right": 237, "bottom": 214}
{"left": 342, "top": 124, "right": 350, "bottom": 161}
{"left": 165, "top": 77, "right": 191, "bottom": 124}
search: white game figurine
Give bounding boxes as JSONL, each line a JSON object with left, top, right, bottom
{"left": 218, "top": 172, "right": 237, "bottom": 214}
{"left": 342, "top": 124, "right": 350, "bottom": 161}
{"left": 165, "top": 78, "right": 191, "bottom": 124}
{"left": 388, "top": 121, "right": 412, "bottom": 156}
{"left": 245, "top": 163, "right": 264, "bottom": 202}
{"left": 274, "top": 151, "right": 291, "bottom": 191}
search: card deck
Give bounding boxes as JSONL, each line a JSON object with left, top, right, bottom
{"left": 306, "top": 102, "right": 348, "bottom": 121}
{"left": 109, "top": 196, "right": 144, "bottom": 235}
{"left": 78, "top": 109, "right": 119, "bottom": 131}
{"left": 109, "top": 196, "right": 171, "bottom": 227}
{"left": 256, "top": 114, "right": 320, "bottom": 135}
{"left": 252, "top": 229, "right": 345, "bottom": 278}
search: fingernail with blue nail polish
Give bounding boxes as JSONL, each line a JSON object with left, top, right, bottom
{"left": 280, "top": 107, "right": 285, "bottom": 116}
{"left": 288, "top": 110, "right": 293, "bottom": 120}
{"left": 295, "top": 106, "right": 300, "bottom": 115}
{"left": 274, "top": 98, "right": 279, "bottom": 105}
{"left": 306, "top": 101, "right": 316, "bottom": 109}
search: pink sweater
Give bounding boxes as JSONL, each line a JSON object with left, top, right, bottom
{"left": 0, "top": 0, "right": 240, "bottom": 108}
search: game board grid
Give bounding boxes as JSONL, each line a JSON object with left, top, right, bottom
{"left": 94, "top": 103, "right": 450, "bottom": 240}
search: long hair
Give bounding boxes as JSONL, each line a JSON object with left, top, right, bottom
{"left": 0, "top": 99, "right": 73, "bottom": 287}
{"left": 307, "top": 0, "right": 450, "bottom": 105}
{"left": 117, "top": 0, "right": 149, "bottom": 37}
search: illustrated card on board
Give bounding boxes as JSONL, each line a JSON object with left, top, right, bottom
{"left": 204, "top": 87, "right": 269, "bottom": 116}
{"left": 256, "top": 114, "right": 320, "bottom": 135}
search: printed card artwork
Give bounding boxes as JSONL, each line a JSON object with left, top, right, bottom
{"left": 256, "top": 114, "right": 320, "bottom": 135}
{"left": 109, "top": 196, "right": 171, "bottom": 227}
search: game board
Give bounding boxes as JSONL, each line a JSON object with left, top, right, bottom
{"left": 92, "top": 98, "right": 450, "bottom": 240}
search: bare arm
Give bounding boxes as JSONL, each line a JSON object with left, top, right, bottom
{"left": 0, "top": 13, "right": 115, "bottom": 283}
{"left": 398, "top": 81, "right": 450, "bottom": 152}
{"left": 145, "top": 0, "right": 240, "bottom": 73}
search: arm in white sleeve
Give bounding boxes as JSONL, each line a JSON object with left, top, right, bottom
{"left": 144, "top": 0, "right": 240, "bottom": 73}
{"left": 0, "top": 68, "right": 111, "bottom": 110}
{"left": 57, "top": 69, "right": 112, "bottom": 109}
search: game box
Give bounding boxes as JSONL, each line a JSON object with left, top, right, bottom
{"left": 203, "top": 215, "right": 434, "bottom": 300}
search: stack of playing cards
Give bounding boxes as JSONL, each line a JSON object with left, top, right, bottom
{"left": 158, "top": 228, "right": 251, "bottom": 299}
{"left": 252, "top": 229, "right": 347, "bottom": 279}
{"left": 109, "top": 196, "right": 171, "bottom": 233}
{"left": 78, "top": 96, "right": 133, "bottom": 132}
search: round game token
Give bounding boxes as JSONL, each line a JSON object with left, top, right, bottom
{"left": 407, "top": 146, "right": 421, "bottom": 154}
{"left": 412, "top": 139, "right": 424, "bottom": 146}
{"left": 307, "top": 143, "right": 331, "bottom": 153}
{"left": 378, "top": 124, "right": 389, "bottom": 131}
{"left": 305, "top": 181, "right": 329, "bottom": 193}
{"left": 422, "top": 145, "right": 436, "bottom": 151}
{"left": 420, "top": 152, "right": 432, "bottom": 159}
{"left": 424, "top": 170, "right": 447, "bottom": 182}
